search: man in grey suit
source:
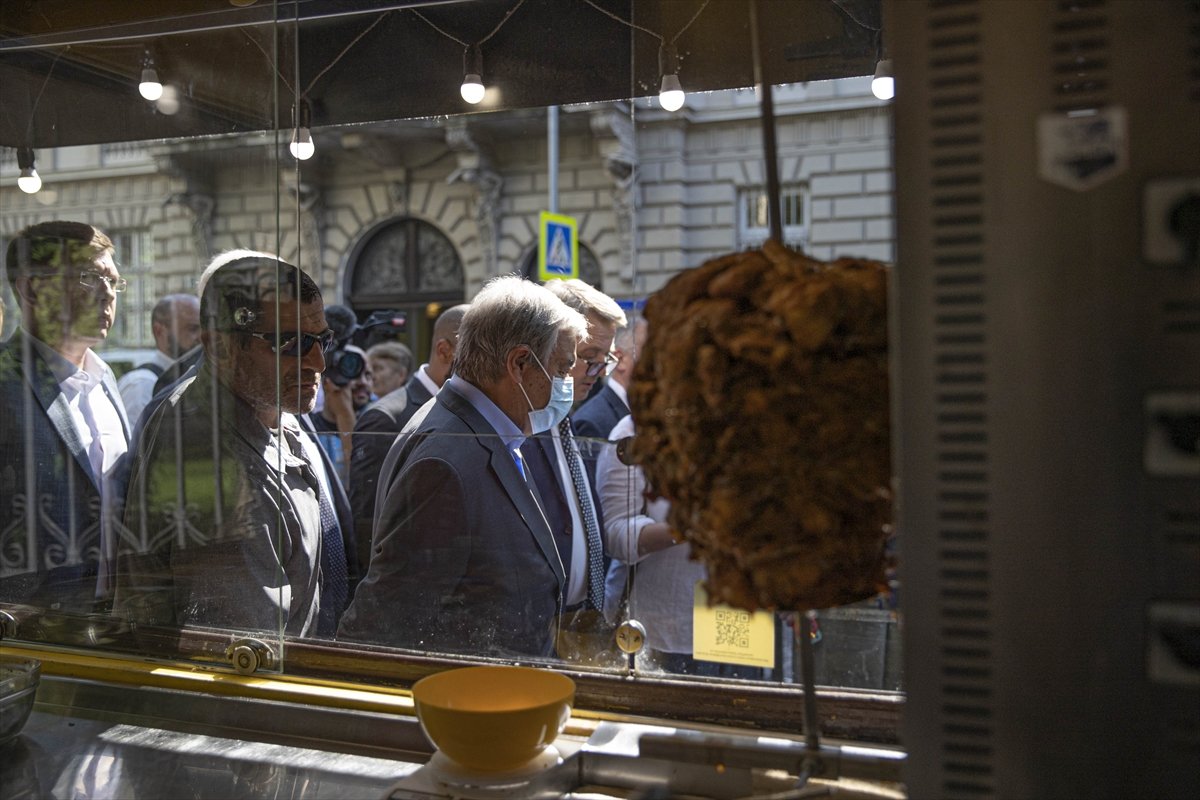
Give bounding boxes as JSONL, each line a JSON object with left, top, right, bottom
{"left": 348, "top": 303, "right": 468, "bottom": 571}
{"left": 339, "top": 278, "right": 587, "bottom": 657}
{"left": 521, "top": 280, "right": 625, "bottom": 614}
{"left": 0, "top": 220, "right": 131, "bottom": 613}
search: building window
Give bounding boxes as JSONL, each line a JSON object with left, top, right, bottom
{"left": 349, "top": 217, "right": 464, "bottom": 301}
{"left": 738, "top": 185, "right": 809, "bottom": 252}
{"left": 345, "top": 216, "right": 465, "bottom": 361}
{"left": 110, "top": 229, "right": 155, "bottom": 348}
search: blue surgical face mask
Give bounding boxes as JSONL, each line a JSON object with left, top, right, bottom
{"left": 519, "top": 348, "right": 574, "bottom": 433}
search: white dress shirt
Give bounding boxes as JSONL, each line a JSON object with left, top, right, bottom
{"left": 607, "top": 377, "right": 629, "bottom": 409}
{"left": 29, "top": 335, "right": 130, "bottom": 600}
{"left": 29, "top": 335, "right": 128, "bottom": 484}
{"left": 597, "top": 414, "right": 704, "bottom": 654}
{"left": 414, "top": 363, "right": 440, "bottom": 399}
{"left": 117, "top": 349, "right": 175, "bottom": 426}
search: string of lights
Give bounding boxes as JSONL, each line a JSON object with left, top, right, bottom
{"left": 409, "top": 0, "right": 528, "bottom": 105}
{"left": 580, "top": 0, "right": 711, "bottom": 112}
{"left": 240, "top": 11, "right": 393, "bottom": 160}
{"left": 827, "top": 0, "right": 892, "bottom": 100}
{"left": 15, "top": 46, "right": 70, "bottom": 194}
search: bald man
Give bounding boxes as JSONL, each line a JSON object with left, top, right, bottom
{"left": 117, "top": 293, "right": 200, "bottom": 425}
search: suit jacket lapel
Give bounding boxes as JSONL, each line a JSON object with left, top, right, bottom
{"left": 16, "top": 332, "right": 99, "bottom": 488}
{"left": 522, "top": 434, "right": 569, "bottom": 521}
{"left": 406, "top": 377, "right": 433, "bottom": 407}
{"left": 610, "top": 385, "right": 629, "bottom": 416}
{"left": 101, "top": 370, "right": 132, "bottom": 442}
{"left": 488, "top": 444, "right": 567, "bottom": 589}
{"left": 297, "top": 413, "right": 353, "bottom": 528}
{"left": 297, "top": 412, "right": 357, "bottom": 579}
{"left": 440, "top": 386, "right": 567, "bottom": 590}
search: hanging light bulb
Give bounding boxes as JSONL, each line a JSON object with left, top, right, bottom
{"left": 16, "top": 147, "right": 41, "bottom": 194}
{"left": 871, "top": 59, "right": 894, "bottom": 100}
{"left": 289, "top": 99, "right": 314, "bottom": 161}
{"left": 460, "top": 45, "right": 485, "bottom": 104}
{"left": 658, "top": 44, "right": 685, "bottom": 112}
{"left": 138, "top": 51, "right": 163, "bottom": 101}
{"left": 155, "top": 84, "right": 181, "bottom": 115}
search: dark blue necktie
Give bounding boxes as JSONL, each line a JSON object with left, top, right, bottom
{"left": 287, "top": 426, "right": 347, "bottom": 636}
{"left": 559, "top": 418, "right": 604, "bottom": 611}
{"left": 315, "top": 477, "right": 347, "bottom": 635}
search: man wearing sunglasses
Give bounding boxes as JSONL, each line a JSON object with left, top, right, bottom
{"left": 519, "top": 279, "right": 626, "bottom": 653}
{"left": 115, "top": 251, "right": 353, "bottom": 639}
{"left": 0, "top": 220, "right": 131, "bottom": 614}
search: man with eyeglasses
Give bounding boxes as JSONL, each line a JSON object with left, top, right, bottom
{"left": 519, "top": 279, "right": 626, "bottom": 656}
{"left": 0, "top": 220, "right": 132, "bottom": 614}
{"left": 114, "top": 251, "right": 354, "bottom": 638}
{"left": 572, "top": 317, "right": 646, "bottom": 449}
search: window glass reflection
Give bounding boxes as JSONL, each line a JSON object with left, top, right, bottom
{"left": 115, "top": 253, "right": 337, "bottom": 638}
{"left": 0, "top": 223, "right": 129, "bottom": 615}
{"left": 2, "top": 85, "right": 900, "bottom": 694}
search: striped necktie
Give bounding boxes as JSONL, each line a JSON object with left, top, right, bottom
{"left": 558, "top": 417, "right": 604, "bottom": 610}
{"left": 285, "top": 426, "right": 348, "bottom": 636}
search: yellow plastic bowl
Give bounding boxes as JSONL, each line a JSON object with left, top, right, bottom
{"left": 412, "top": 665, "right": 576, "bottom": 772}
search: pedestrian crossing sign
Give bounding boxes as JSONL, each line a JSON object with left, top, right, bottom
{"left": 538, "top": 211, "right": 578, "bottom": 282}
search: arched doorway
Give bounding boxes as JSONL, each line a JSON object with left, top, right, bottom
{"left": 344, "top": 217, "right": 465, "bottom": 363}
{"left": 520, "top": 241, "right": 603, "bottom": 290}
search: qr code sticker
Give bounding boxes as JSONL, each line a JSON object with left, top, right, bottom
{"left": 715, "top": 608, "right": 751, "bottom": 649}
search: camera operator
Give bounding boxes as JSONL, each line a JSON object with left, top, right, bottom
{"left": 307, "top": 309, "right": 373, "bottom": 485}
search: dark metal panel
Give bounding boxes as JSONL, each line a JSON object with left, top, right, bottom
{"left": 0, "top": 0, "right": 880, "bottom": 148}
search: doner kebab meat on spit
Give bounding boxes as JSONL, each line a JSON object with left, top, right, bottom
{"left": 629, "top": 240, "right": 893, "bottom": 612}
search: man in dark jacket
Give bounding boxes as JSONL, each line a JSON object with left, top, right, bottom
{"left": 347, "top": 303, "right": 467, "bottom": 571}
{"left": 0, "top": 220, "right": 131, "bottom": 613}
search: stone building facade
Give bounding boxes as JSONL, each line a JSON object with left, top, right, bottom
{"left": 1, "top": 77, "right": 893, "bottom": 353}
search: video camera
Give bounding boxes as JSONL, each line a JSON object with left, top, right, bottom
{"left": 354, "top": 309, "right": 408, "bottom": 350}
{"left": 326, "top": 344, "right": 367, "bottom": 387}
{"left": 323, "top": 305, "right": 368, "bottom": 387}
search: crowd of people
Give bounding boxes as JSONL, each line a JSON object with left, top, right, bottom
{"left": 0, "top": 219, "right": 720, "bottom": 672}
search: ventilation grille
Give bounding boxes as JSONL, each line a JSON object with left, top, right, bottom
{"left": 1164, "top": 508, "right": 1200, "bottom": 547}
{"left": 1162, "top": 299, "right": 1200, "bottom": 335}
{"left": 1049, "top": 0, "right": 1112, "bottom": 113}
{"left": 927, "top": 1, "right": 995, "bottom": 797}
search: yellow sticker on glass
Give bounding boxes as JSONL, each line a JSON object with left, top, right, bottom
{"left": 692, "top": 582, "right": 776, "bottom": 668}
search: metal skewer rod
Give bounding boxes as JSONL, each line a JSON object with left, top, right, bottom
{"left": 749, "top": 0, "right": 783, "bottom": 244}
{"left": 798, "top": 609, "right": 821, "bottom": 757}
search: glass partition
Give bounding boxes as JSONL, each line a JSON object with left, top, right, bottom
{"left": 1, "top": 0, "right": 898, "bottom": 732}
{"left": 0, "top": 1, "right": 299, "bottom": 669}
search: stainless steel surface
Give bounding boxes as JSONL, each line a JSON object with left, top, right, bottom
{"left": 1, "top": 669, "right": 907, "bottom": 800}
{"left": 890, "top": 0, "right": 1200, "bottom": 796}
{"left": 387, "top": 720, "right": 905, "bottom": 799}
{"left": 5, "top": 710, "right": 422, "bottom": 800}
{"left": 635, "top": 728, "right": 906, "bottom": 784}
{"left": 33, "top": 674, "right": 433, "bottom": 759}
{"left": 0, "top": 655, "right": 40, "bottom": 745}
{"left": 0, "top": 609, "right": 18, "bottom": 639}
{"left": 1, "top": 672, "right": 429, "bottom": 800}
